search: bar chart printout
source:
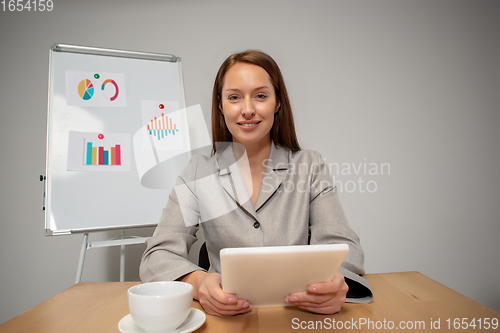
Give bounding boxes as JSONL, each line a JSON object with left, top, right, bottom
{"left": 67, "top": 131, "right": 130, "bottom": 172}
{"left": 147, "top": 113, "right": 179, "bottom": 140}
{"left": 85, "top": 141, "right": 122, "bottom": 166}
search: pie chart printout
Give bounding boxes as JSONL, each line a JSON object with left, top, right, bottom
{"left": 66, "top": 70, "right": 126, "bottom": 107}
{"left": 77, "top": 79, "right": 94, "bottom": 101}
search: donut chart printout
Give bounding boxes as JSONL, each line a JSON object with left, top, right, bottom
{"left": 65, "top": 70, "right": 127, "bottom": 107}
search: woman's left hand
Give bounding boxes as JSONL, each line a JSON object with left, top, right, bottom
{"left": 284, "top": 272, "right": 348, "bottom": 314}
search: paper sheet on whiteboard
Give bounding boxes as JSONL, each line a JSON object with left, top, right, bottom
{"left": 65, "top": 70, "right": 127, "bottom": 107}
{"left": 67, "top": 131, "right": 131, "bottom": 171}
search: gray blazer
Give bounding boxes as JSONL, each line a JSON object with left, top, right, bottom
{"left": 140, "top": 142, "right": 373, "bottom": 303}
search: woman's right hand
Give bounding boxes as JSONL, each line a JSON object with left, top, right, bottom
{"left": 181, "top": 271, "right": 252, "bottom": 316}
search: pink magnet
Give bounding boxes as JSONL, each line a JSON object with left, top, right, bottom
{"left": 98, "top": 134, "right": 104, "bottom": 140}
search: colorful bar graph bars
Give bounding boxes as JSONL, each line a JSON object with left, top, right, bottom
{"left": 147, "top": 113, "right": 179, "bottom": 140}
{"left": 86, "top": 142, "right": 121, "bottom": 165}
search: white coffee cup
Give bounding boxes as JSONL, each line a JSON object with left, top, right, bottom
{"left": 128, "top": 281, "right": 193, "bottom": 333}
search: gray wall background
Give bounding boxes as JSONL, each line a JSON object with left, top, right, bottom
{"left": 1, "top": 0, "right": 499, "bottom": 324}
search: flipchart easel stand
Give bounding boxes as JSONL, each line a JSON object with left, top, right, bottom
{"left": 43, "top": 44, "right": 206, "bottom": 284}
{"left": 75, "top": 231, "right": 148, "bottom": 283}
{"left": 42, "top": 44, "right": 187, "bottom": 284}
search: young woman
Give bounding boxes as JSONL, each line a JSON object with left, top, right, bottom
{"left": 140, "top": 50, "right": 372, "bottom": 316}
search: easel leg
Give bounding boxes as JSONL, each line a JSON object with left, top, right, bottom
{"left": 75, "top": 233, "right": 89, "bottom": 284}
{"left": 120, "top": 230, "right": 125, "bottom": 282}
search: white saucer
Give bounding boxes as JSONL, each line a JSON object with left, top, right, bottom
{"left": 118, "top": 308, "right": 206, "bottom": 333}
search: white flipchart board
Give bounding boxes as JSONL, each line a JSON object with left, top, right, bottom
{"left": 44, "top": 44, "right": 208, "bottom": 236}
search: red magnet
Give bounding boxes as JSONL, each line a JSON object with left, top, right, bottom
{"left": 159, "top": 104, "right": 164, "bottom": 109}
{"left": 98, "top": 134, "right": 104, "bottom": 140}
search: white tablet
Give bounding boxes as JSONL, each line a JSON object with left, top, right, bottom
{"left": 220, "top": 244, "right": 349, "bottom": 308}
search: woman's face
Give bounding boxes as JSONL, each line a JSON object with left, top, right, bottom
{"left": 220, "top": 62, "right": 279, "bottom": 149}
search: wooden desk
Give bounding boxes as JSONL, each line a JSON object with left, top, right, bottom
{"left": 1, "top": 272, "right": 498, "bottom": 332}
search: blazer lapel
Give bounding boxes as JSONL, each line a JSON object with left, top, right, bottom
{"left": 216, "top": 143, "right": 259, "bottom": 221}
{"left": 216, "top": 142, "right": 291, "bottom": 218}
{"left": 254, "top": 143, "right": 290, "bottom": 211}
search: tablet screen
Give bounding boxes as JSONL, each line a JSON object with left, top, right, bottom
{"left": 220, "top": 244, "right": 349, "bottom": 308}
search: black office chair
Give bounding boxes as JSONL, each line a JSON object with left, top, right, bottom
{"left": 198, "top": 242, "right": 210, "bottom": 271}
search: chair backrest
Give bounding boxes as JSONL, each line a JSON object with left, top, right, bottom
{"left": 198, "top": 242, "right": 210, "bottom": 270}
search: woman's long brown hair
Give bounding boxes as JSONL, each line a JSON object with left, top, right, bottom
{"left": 211, "top": 50, "right": 301, "bottom": 154}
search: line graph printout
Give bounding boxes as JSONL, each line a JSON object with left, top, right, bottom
{"left": 141, "top": 100, "right": 184, "bottom": 151}
{"left": 148, "top": 112, "right": 178, "bottom": 139}
{"left": 65, "top": 70, "right": 127, "bottom": 107}
{"left": 67, "top": 131, "right": 130, "bottom": 171}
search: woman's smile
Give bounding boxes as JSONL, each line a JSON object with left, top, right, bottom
{"left": 238, "top": 120, "right": 261, "bottom": 129}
